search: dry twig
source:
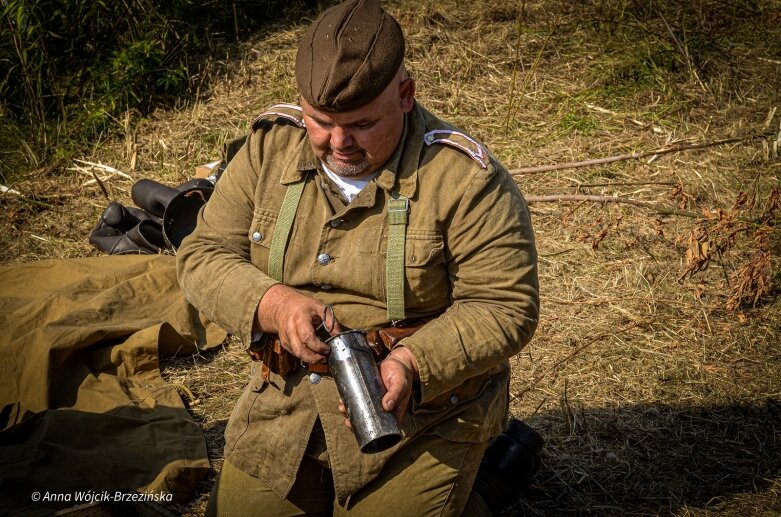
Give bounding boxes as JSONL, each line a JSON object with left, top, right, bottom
{"left": 1, "top": 184, "right": 54, "bottom": 208}
{"left": 526, "top": 194, "right": 704, "bottom": 219}
{"left": 90, "top": 170, "right": 110, "bottom": 200}
{"left": 526, "top": 194, "right": 764, "bottom": 225}
{"left": 510, "top": 130, "right": 779, "bottom": 175}
{"left": 1, "top": 185, "right": 23, "bottom": 196}
{"left": 73, "top": 159, "right": 133, "bottom": 180}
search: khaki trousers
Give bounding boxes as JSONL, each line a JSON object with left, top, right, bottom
{"left": 205, "top": 433, "right": 491, "bottom": 517}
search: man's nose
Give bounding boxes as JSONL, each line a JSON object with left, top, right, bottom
{"left": 330, "top": 126, "right": 354, "bottom": 149}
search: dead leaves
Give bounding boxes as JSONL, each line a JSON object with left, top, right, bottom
{"left": 577, "top": 215, "right": 622, "bottom": 250}
{"left": 680, "top": 222, "right": 712, "bottom": 280}
{"left": 726, "top": 226, "right": 774, "bottom": 311}
{"left": 679, "top": 188, "right": 779, "bottom": 312}
{"left": 669, "top": 182, "right": 696, "bottom": 209}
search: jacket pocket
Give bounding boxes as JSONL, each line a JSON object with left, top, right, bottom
{"left": 226, "top": 364, "right": 301, "bottom": 452}
{"left": 411, "top": 366, "right": 509, "bottom": 444}
{"left": 247, "top": 209, "right": 277, "bottom": 271}
{"left": 403, "top": 230, "right": 449, "bottom": 309}
{"left": 412, "top": 372, "right": 490, "bottom": 416}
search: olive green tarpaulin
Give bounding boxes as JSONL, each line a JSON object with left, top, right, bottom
{"left": 0, "top": 255, "right": 228, "bottom": 515}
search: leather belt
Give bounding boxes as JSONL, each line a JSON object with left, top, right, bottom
{"left": 247, "top": 315, "right": 439, "bottom": 381}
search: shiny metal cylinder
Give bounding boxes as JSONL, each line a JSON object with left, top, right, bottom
{"left": 326, "top": 330, "right": 402, "bottom": 453}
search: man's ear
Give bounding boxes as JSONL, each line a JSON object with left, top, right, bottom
{"left": 399, "top": 78, "right": 416, "bottom": 113}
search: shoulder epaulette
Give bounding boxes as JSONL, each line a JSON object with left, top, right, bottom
{"left": 423, "top": 129, "right": 489, "bottom": 169}
{"left": 251, "top": 103, "right": 305, "bottom": 129}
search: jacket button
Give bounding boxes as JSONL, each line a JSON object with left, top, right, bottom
{"left": 309, "top": 372, "right": 322, "bottom": 384}
{"left": 252, "top": 231, "right": 262, "bottom": 242}
{"left": 450, "top": 394, "right": 459, "bottom": 405}
{"left": 317, "top": 253, "right": 331, "bottom": 265}
{"left": 329, "top": 219, "right": 342, "bottom": 228}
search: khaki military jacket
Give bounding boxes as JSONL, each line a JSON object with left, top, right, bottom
{"left": 176, "top": 102, "right": 539, "bottom": 503}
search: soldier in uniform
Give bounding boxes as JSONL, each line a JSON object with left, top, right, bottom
{"left": 176, "top": 0, "right": 539, "bottom": 515}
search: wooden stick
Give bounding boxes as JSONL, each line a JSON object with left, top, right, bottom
{"left": 572, "top": 180, "right": 677, "bottom": 188}
{"left": 90, "top": 170, "right": 110, "bottom": 200}
{"left": 525, "top": 194, "right": 760, "bottom": 223}
{"left": 526, "top": 194, "right": 702, "bottom": 218}
{"left": 0, "top": 185, "right": 54, "bottom": 209}
{"left": 1, "top": 185, "right": 23, "bottom": 196}
{"left": 82, "top": 178, "right": 112, "bottom": 187}
{"left": 510, "top": 130, "right": 778, "bottom": 175}
{"left": 73, "top": 159, "right": 133, "bottom": 180}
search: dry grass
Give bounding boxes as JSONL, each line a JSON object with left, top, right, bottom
{"left": 2, "top": 0, "right": 780, "bottom": 515}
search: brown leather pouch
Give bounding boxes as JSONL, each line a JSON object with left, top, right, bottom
{"left": 248, "top": 336, "right": 299, "bottom": 380}
{"left": 366, "top": 316, "right": 436, "bottom": 362}
{"left": 248, "top": 335, "right": 327, "bottom": 380}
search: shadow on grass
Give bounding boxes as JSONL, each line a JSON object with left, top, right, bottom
{"left": 510, "top": 399, "right": 781, "bottom": 515}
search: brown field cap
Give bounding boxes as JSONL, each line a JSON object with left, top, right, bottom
{"left": 295, "top": 0, "right": 405, "bottom": 112}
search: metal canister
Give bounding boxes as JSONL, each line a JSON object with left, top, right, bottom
{"left": 326, "top": 329, "right": 402, "bottom": 453}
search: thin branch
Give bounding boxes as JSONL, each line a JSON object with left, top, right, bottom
{"left": 658, "top": 10, "right": 709, "bottom": 93}
{"left": 510, "top": 130, "right": 778, "bottom": 175}
{"left": 1, "top": 185, "right": 54, "bottom": 209}
{"left": 525, "top": 194, "right": 759, "bottom": 223}
{"left": 90, "top": 170, "right": 110, "bottom": 200}
{"left": 73, "top": 159, "right": 133, "bottom": 180}
{"left": 526, "top": 194, "right": 701, "bottom": 218}
{"left": 1, "top": 184, "right": 23, "bottom": 196}
{"left": 572, "top": 180, "right": 677, "bottom": 188}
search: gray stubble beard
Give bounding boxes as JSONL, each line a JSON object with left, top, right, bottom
{"left": 325, "top": 153, "right": 371, "bottom": 178}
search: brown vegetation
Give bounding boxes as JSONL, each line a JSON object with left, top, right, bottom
{"left": 1, "top": 0, "right": 779, "bottom": 515}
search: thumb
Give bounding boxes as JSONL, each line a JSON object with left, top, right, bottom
{"left": 381, "top": 367, "right": 403, "bottom": 411}
{"left": 383, "top": 393, "right": 396, "bottom": 412}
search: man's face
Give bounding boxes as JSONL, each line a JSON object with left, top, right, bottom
{"left": 301, "top": 74, "right": 416, "bottom": 178}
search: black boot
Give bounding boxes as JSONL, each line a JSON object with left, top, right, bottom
{"left": 131, "top": 179, "right": 181, "bottom": 218}
{"left": 175, "top": 178, "right": 215, "bottom": 192}
{"left": 89, "top": 220, "right": 166, "bottom": 255}
{"left": 95, "top": 201, "right": 161, "bottom": 232}
{"left": 471, "top": 419, "right": 544, "bottom": 515}
{"left": 131, "top": 178, "right": 215, "bottom": 218}
{"left": 162, "top": 188, "right": 213, "bottom": 250}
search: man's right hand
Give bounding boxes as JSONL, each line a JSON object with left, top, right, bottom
{"left": 255, "top": 284, "right": 341, "bottom": 365}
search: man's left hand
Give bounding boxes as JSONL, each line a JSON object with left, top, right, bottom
{"left": 338, "top": 346, "right": 419, "bottom": 428}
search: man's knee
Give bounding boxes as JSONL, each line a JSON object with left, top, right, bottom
{"left": 207, "top": 458, "right": 334, "bottom": 517}
{"left": 340, "top": 435, "right": 488, "bottom": 517}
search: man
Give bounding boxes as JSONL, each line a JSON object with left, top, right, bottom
{"left": 176, "top": 0, "right": 539, "bottom": 514}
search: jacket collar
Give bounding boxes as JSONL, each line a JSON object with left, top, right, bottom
{"left": 280, "top": 137, "right": 317, "bottom": 185}
{"left": 375, "top": 103, "right": 425, "bottom": 199}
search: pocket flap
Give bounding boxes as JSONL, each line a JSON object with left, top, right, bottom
{"left": 405, "top": 234, "right": 444, "bottom": 267}
{"left": 247, "top": 209, "right": 277, "bottom": 248}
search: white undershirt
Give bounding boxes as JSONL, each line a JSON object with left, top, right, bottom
{"left": 321, "top": 162, "right": 379, "bottom": 203}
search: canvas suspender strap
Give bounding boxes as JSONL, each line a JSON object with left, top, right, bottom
{"left": 269, "top": 179, "right": 409, "bottom": 323}
{"left": 386, "top": 193, "right": 409, "bottom": 322}
{"left": 267, "top": 177, "right": 307, "bottom": 282}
